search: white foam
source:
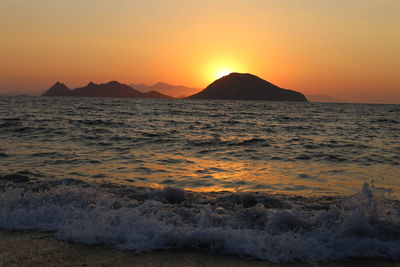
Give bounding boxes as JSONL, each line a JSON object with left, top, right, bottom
{"left": 0, "top": 183, "right": 399, "bottom": 262}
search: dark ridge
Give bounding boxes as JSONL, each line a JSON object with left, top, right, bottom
{"left": 70, "top": 81, "right": 144, "bottom": 98}
{"left": 131, "top": 82, "right": 200, "bottom": 98}
{"left": 42, "top": 81, "right": 173, "bottom": 99}
{"left": 42, "top": 82, "right": 72, "bottom": 97}
{"left": 141, "top": 90, "right": 174, "bottom": 99}
{"left": 188, "top": 73, "right": 307, "bottom": 102}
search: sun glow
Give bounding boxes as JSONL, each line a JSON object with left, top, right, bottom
{"left": 215, "top": 69, "right": 232, "bottom": 79}
{"left": 204, "top": 59, "right": 247, "bottom": 84}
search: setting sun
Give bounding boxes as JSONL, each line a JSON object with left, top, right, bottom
{"left": 215, "top": 69, "right": 232, "bottom": 80}
{"left": 204, "top": 59, "right": 246, "bottom": 84}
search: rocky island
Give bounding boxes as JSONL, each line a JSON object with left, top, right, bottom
{"left": 188, "top": 73, "right": 307, "bottom": 102}
{"left": 42, "top": 81, "right": 173, "bottom": 99}
{"left": 42, "top": 82, "right": 72, "bottom": 97}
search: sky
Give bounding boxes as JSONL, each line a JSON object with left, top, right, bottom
{"left": 0, "top": 0, "right": 399, "bottom": 103}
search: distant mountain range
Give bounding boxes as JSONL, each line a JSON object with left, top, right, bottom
{"left": 4, "top": 74, "right": 391, "bottom": 104}
{"left": 188, "top": 73, "right": 307, "bottom": 102}
{"left": 131, "top": 82, "right": 200, "bottom": 98}
{"left": 41, "top": 73, "right": 309, "bottom": 102}
{"left": 42, "top": 81, "right": 173, "bottom": 99}
{"left": 0, "top": 87, "right": 355, "bottom": 104}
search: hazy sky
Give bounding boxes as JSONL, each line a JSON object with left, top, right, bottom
{"left": 1, "top": 0, "right": 399, "bottom": 103}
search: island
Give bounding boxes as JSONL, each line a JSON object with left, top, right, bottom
{"left": 42, "top": 82, "right": 72, "bottom": 97}
{"left": 187, "top": 73, "right": 308, "bottom": 102}
{"left": 42, "top": 81, "right": 173, "bottom": 99}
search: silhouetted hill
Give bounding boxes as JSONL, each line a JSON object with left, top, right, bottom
{"left": 131, "top": 82, "right": 200, "bottom": 98}
{"left": 141, "top": 90, "right": 174, "bottom": 99}
{"left": 42, "top": 81, "right": 173, "bottom": 99}
{"left": 70, "top": 81, "right": 144, "bottom": 98}
{"left": 42, "top": 82, "right": 72, "bottom": 97}
{"left": 188, "top": 73, "right": 307, "bottom": 102}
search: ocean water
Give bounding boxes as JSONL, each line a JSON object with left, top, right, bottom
{"left": 1, "top": 96, "right": 400, "bottom": 262}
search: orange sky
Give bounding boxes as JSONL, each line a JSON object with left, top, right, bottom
{"left": 0, "top": 0, "right": 399, "bottom": 103}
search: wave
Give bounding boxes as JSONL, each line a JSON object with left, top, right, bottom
{"left": 187, "top": 136, "right": 268, "bottom": 147}
{"left": 0, "top": 179, "right": 399, "bottom": 263}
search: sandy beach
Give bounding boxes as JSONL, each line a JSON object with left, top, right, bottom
{"left": 0, "top": 230, "right": 282, "bottom": 267}
{"left": 0, "top": 230, "right": 399, "bottom": 267}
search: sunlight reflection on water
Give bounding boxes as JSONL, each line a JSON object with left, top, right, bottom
{"left": 0, "top": 96, "right": 399, "bottom": 196}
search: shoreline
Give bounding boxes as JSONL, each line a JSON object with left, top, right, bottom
{"left": 0, "top": 230, "right": 399, "bottom": 267}
{"left": 0, "top": 230, "right": 281, "bottom": 267}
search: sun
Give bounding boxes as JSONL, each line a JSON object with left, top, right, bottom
{"left": 204, "top": 59, "right": 244, "bottom": 83}
{"left": 215, "top": 69, "right": 232, "bottom": 79}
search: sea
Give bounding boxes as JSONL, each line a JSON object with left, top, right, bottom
{"left": 0, "top": 96, "right": 399, "bottom": 263}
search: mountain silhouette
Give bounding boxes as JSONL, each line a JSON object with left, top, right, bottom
{"left": 131, "top": 82, "right": 200, "bottom": 98}
{"left": 42, "top": 81, "right": 173, "bottom": 99}
{"left": 70, "top": 81, "right": 144, "bottom": 98}
{"left": 188, "top": 73, "right": 307, "bottom": 102}
{"left": 42, "top": 82, "right": 72, "bottom": 97}
{"left": 141, "top": 90, "right": 175, "bottom": 99}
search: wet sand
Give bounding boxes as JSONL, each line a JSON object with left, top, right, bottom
{"left": 0, "top": 230, "right": 398, "bottom": 267}
{"left": 0, "top": 230, "right": 289, "bottom": 267}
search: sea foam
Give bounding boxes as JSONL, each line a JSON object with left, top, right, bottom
{"left": 0, "top": 181, "right": 399, "bottom": 263}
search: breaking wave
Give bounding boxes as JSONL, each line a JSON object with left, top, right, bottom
{"left": 0, "top": 179, "right": 399, "bottom": 263}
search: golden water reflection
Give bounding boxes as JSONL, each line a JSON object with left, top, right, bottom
{"left": 68, "top": 153, "right": 399, "bottom": 197}
{"left": 4, "top": 146, "right": 398, "bottom": 197}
